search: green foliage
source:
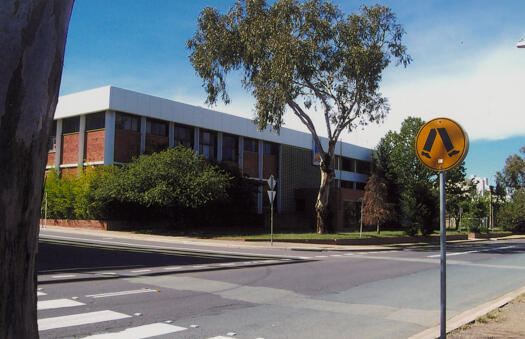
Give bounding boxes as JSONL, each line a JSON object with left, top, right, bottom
{"left": 372, "top": 117, "right": 467, "bottom": 235}
{"left": 497, "top": 189, "right": 525, "bottom": 232}
{"left": 499, "top": 146, "right": 525, "bottom": 193}
{"left": 95, "top": 146, "right": 231, "bottom": 210}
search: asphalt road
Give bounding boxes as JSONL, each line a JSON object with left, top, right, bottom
{"left": 37, "top": 229, "right": 525, "bottom": 338}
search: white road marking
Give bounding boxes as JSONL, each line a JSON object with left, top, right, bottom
{"left": 82, "top": 322, "right": 186, "bottom": 338}
{"left": 343, "top": 254, "right": 354, "bottom": 256}
{"left": 51, "top": 274, "right": 76, "bottom": 278}
{"left": 38, "top": 299, "right": 85, "bottom": 310}
{"left": 86, "top": 289, "right": 158, "bottom": 298}
{"left": 163, "top": 266, "right": 183, "bottom": 270}
{"left": 427, "top": 245, "right": 516, "bottom": 258}
{"left": 208, "top": 337, "right": 234, "bottom": 339}
{"left": 192, "top": 265, "right": 209, "bottom": 268}
{"left": 130, "top": 269, "right": 151, "bottom": 273}
{"left": 315, "top": 255, "right": 328, "bottom": 258}
{"left": 37, "top": 291, "right": 47, "bottom": 296}
{"left": 330, "top": 255, "right": 343, "bottom": 257}
{"left": 298, "top": 256, "right": 312, "bottom": 259}
{"left": 38, "top": 310, "right": 131, "bottom": 331}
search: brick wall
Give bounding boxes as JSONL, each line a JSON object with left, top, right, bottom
{"left": 280, "top": 145, "right": 320, "bottom": 212}
{"left": 145, "top": 135, "right": 169, "bottom": 154}
{"left": 243, "top": 151, "right": 259, "bottom": 178}
{"left": 85, "top": 130, "right": 105, "bottom": 163}
{"left": 263, "top": 154, "right": 278, "bottom": 179}
{"left": 47, "top": 152, "right": 55, "bottom": 167}
{"left": 114, "top": 129, "right": 141, "bottom": 163}
{"left": 61, "top": 133, "right": 79, "bottom": 164}
{"left": 61, "top": 167, "right": 77, "bottom": 177}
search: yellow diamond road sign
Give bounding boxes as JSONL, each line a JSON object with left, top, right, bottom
{"left": 415, "top": 117, "right": 469, "bottom": 171}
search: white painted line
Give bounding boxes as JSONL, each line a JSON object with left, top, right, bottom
{"left": 218, "top": 263, "right": 237, "bottom": 266}
{"left": 37, "top": 291, "right": 47, "bottom": 296}
{"left": 51, "top": 274, "right": 76, "bottom": 279}
{"left": 81, "top": 323, "right": 187, "bottom": 338}
{"left": 330, "top": 255, "right": 343, "bottom": 257}
{"left": 298, "top": 256, "right": 312, "bottom": 259}
{"left": 192, "top": 265, "right": 209, "bottom": 269}
{"left": 208, "top": 337, "right": 234, "bottom": 339}
{"left": 86, "top": 289, "right": 158, "bottom": 298}
{"left": 343, "top": 253, "right": 354, "bottom": 256}
{"left": 427, "top": 245, "right": 516, "bottom": 258}
{"left": 260, "top": 260, "right": 279, "bottom": 264}
{"left": 163, "top": 266, "right": 182, "bottom": 270}
{"left": 227, "top": 332, "right": 237, "bottom": 336}
{"left": 38, "top": 298, "right": 85, "bottom": 310}
{"left": 38, "top": 310, "right": 131, "bottom": 331}
{"left": 315, "top": 255, "right": 328, "bottom": 258}
{"left": 130, "top": 269, "right": 151, "bottom": 273}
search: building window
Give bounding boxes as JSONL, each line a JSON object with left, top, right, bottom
{"left": 356, "top": 182, "right": 366, "bottom": 190}
{"left": 222, "top": 134, "right": 238, "bottom": 162}
{"left": 62, "top": 116, "right": 80, "bottom": 134}
{"left": 199, "top": 129, "right": 217, "bottom": 160}
{"left": 146, "top": 118, "right": 168, "bottom": 137}
{"left": 342, "top": 157, "right": 355, "bottom": 172}
{"left": 86, "top": 112, "right": 105, "bottom": 131}
{"left": 48, "top": 120, "right": 57, "bottom": 152}
{"left": 116, "top": 112, "right": 140, "bottom": 132}
{"left": 263, "top": 141, "right": 278, "bottom": 155}
{"left": 243, "top": 138, "right": 258, "bottom": 152}
{"left": 341, "top": 180, "right": 354, "bottom": 189}
{"left": 356, "top": 160, "right": 370, "bottom": 174}
{"left": 174, "top": 124, "right": 193, "bottom": 149}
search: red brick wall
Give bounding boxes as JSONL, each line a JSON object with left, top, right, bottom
{"left": 114, "top": 129, "right": 141, "bottom": 163}
{"left": 61, "top": 133, "right": 79, "bottom": 164}
{"left": 47, "top": 152, "right": 55, "bottom": 167}
{"left": 263, "top": 154, "right": 277, "bottom": 179}
{"left": 40, "top": 219, "right": 107, "bottom": 230}
{"left": 243, "top": 151, "right": 259, "bottom": 178}
{"left": 145, "top": 135, "right": 169, "bottom": 154}
{"left": 61, "top": 167, "right": 77, "bottom": 177}
{"left": 85, "top": 130, "right": 105, "bottom": 163}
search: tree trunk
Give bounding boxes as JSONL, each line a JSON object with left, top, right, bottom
{"left": 315, "top": 156, "right": 335, "bottom": 234}
{"left": 377, "top": 221, "right": 380, "bottom": 234}
{"left": 0, "top": 1, "right": 74, "bottom": 338}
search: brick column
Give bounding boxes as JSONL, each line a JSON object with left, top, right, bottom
{"left": 77, "top": 115, "right": 86, "bottom": 171}
{"left": 258, "top": 139, "right": 263, "bottom": 214}
{"left": 54, "top": 119, "right": 62, "bottom": 172}
{"left": 140, "top": 117, "right": 146, "bottom": 154}
{"left": 103, "top": 111, "right": 115, "bottom": 165}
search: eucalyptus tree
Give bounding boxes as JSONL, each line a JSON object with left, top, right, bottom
{"left": 187, "top": 0, "right": 411, "bottom": 233}
{"left": 0, "top": 1, "right": 74, "bottom": 337}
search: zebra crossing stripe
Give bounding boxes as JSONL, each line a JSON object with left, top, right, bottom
{"left": 37, "top": 298, "right": 85, "bottom": 310}
{"left": 81, "top": 322, "right": 187, "bottom": 338}
{"left": 37, "top": 291, "right": 47, "bottom": 296}
{"left": 38, "top": 310, "right": 131, "bottom": 331}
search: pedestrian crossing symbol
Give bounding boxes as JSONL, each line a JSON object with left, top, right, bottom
{"left": 415, "top": 117, "right": 469, "bottom": 171}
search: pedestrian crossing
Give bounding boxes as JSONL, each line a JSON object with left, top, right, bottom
{"left": 37, "top": 288, "right": 248, "bottom": 338}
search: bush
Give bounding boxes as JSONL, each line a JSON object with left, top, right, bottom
{"left": 497, "top": 189, "right": 525, "bottom": 232}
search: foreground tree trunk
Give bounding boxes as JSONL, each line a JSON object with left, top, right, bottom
{"left": 315, "top": 153, "right": 335, "bottom": 234}
{"left": 0, "top": 1, "right": 73, "bottom": 338}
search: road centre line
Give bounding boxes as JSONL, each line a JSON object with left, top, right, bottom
{"left": 86, "top": 288, "right": 158, "bottom": 298}
{"left": 38, "top": 298, "right": 85, "bottom": 310}
{"left": 38, "top": 310, "right": 131, "bottom": 331}
{"left": 81, "top": 322, "right": 187, "bottom": 338}
{"left": 163, "top": 266, "right": 183, "bottom": 270}
{"left": 130, "top": 269, "right": 151, "bottom": 273}
{"left": 51, "top": 274, "right": 76, "bottom": 279}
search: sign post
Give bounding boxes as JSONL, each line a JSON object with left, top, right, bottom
{"left": 267, "top": 175, "right": 277, "bottom": 246}
{"left": 415, "top": 117, "right": 468, "bottom": 339}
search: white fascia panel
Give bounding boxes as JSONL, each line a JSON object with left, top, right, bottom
{"left": 55, "top": 86, "right": 111, "bottom": 119}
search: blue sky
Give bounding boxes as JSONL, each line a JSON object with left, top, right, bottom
{"left": 60, "top": 0, "right": 525, "bottom": 183}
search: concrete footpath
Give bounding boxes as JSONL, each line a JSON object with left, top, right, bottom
{"left": 39, "top": 225, "right": 525, "bottom": 338}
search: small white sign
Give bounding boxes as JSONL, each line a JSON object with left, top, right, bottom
{"left": 267, "top": 190, "right": 276, "bottom": 204}
{"left": 267, "top": 175, "right": 276, "bottom": 190}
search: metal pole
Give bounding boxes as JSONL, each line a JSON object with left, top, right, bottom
{"left": 270, "top": 202, "right": 274, "bottom": 246}
{"left": 44, "top": 192, "right": 47, "bottom": 229}
{"left": 440, "top": 171, "right": 447, "bottom": 338}
{"left": 360, "top": 199, "right": 363, "bottom": 238}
